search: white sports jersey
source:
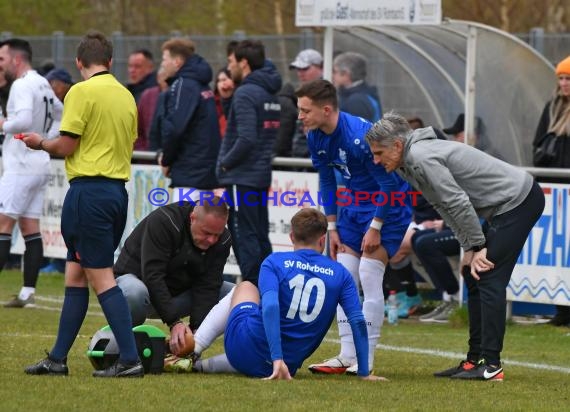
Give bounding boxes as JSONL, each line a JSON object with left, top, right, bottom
{"left": 2, "top": 70, "right": 62, "bottom": 175}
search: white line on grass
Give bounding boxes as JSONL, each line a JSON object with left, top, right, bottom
{"left": 6, "top": 296, "right": 568, "bottom": 374}
{"left": 323, "top": 337, "right": 570, "bottom": 374}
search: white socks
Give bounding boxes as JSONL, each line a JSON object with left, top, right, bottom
{"left": 193, "top": 287, "right": 235, "bottom": 355}
{"left": 359, "top": 257, "right": 385, "bottom": 370}
{"left": 194, "top": 353, "right": 237, "bottom": 373}
{"left": 336, "top": 253, "right": 360, "bottom": 363}
{"left": 336, "top": 254, "right": 386, "bottom": 370}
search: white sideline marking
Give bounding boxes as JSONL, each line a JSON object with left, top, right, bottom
{"left": 5, "top": 298, "right": 568, "bottom": 374}
{"left": 324, "top": 338, "right": 570, "bottom": 374}
{"left": 0, "top": 303, "right": 106, "bottom": 317}
{"left": 36, "top": 295, "right": 101, "bottom": 309}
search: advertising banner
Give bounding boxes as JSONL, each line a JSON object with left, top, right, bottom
{"left": 295, "top": 0, "right": 442, "bottom": 27}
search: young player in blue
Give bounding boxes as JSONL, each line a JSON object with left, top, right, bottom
{"left": 223, "top": 208, "right": 383, "bottom": 380}
{"left": 185, "top": 209, "right": 384, "bottom": 381}
{"left": 295, "top": 80, "right": 412, "bottom": 375}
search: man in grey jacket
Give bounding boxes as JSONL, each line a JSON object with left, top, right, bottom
{"left": 365, "top": 112, "right": 545, "bottom": 381}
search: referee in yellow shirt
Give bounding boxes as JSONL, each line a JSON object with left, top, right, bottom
{"left": 22, "top": 31, "right": 143, "bottom": 378}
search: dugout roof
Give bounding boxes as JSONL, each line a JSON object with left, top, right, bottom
{"left": 332, "top": 20, "right": 554, "bottom": 166}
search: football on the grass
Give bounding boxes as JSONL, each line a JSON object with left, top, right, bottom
{"left": 168, "top": 333, "right": 195, "bottom": 357}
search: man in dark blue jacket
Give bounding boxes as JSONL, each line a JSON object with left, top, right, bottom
{"left": 217, "top": 39, "right": 282, "bottom": 285}
{"left": 333, "top": 52, "right": 382, "bottom": 122}
{"left": 159, "top": 38, "right": 220, "bottom": 202}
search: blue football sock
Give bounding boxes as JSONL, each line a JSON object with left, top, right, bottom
{"left": 50, "top": 287, "right": 89, "bottom": 361}
{"left": 97, "top": 286, "right": 139, "bottom": 364}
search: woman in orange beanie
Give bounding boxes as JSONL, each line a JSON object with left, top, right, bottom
{"left": 533, "top": 55, "right": 570, "bottom": 326}
{"left": 534, "top": 56, "right": 570, "bottom": 168}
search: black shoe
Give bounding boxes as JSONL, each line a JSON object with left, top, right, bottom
{"left": 433, "top": 359, "right": 476, "bottom": 377}
{"left": 93, "top": 360, "right": 144, "bottom": 378}
{"left": 25, "top": 353, "right": 69, "bottom": 376}
{"left": 548, "top": 313, "right": 570, "bottom": 326}
{"left": 450, "top": 359, "right": 504, "bottom": 381}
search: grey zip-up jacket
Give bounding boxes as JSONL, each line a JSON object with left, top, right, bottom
{"left": 396, "top": 127, "right": 533, "bottom": 250}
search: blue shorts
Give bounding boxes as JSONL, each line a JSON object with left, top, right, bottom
{"left": 61, "top": 177, "right": 128, "bottom": 268}
{"left": 224, "top": 302, "right": 272, "bottom": 378}
{"left": 337, "top": 207, "right": 409, "bottom": 257}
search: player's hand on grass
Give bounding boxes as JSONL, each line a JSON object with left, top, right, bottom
{"left": 360, "top": 374, "right": 388, "bottom": 381}
{"left": 262, "top": 360, "right": 292, "bottom": 380}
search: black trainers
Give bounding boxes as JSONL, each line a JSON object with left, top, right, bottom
{"left": 451, "top": 359, "right": 504, "bottom": 381}
{"left": 25, "top": 353, "right": 69, "bottom": 376}
{"left": 92, "top": 360, "right": 144, "bottom": 378}
{"left": 433, "top": 359, "right": 476, "bottom": 377}
{"left": 548, "top": 313, "right": 570, "bottom": 326}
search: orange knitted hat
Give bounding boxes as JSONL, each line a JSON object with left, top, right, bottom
{"left": 555, "top": 56, "right": 570, "bottom": 76}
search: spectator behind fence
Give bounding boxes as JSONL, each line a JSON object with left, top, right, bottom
{"left": 333, "top": 52, "right": 382, "bottom": 122}
{"left": 217, "top": 39, "right": 282, "bottom": 285}
{"left": 533, "top": 55, "right": 570, "bottom": 327}
{"left": 136, "top": 67, "right": 168, "bottom": 151}
{"left": 22, "top": 31, "right": 142, "bottom": 378}
{"left": 126, "top": 48, "right": 157, "bottom": 103}
{"left": 114, "top": 198, "right": 234, "bottom": 355}
{"left": 275, "top": 49, "right": 323, "bottom": 158}
{"left": 442, "top": 113, "right": 503, "bottom": 159}
{"left": 366, "top": 111, "right": 544, "bottom": 381}
{"left": 214, "top": 68, "right": 235, "bottom": 138}
{"left": 0, "top": 39, "right": 62, "bottom": 309}
{"left": 158, "top": 38, "right": 220, "bottom": 203}
{"left": 45, "top": 67, "right": 74, "bottom": 103}
{"left": 295, "top": 80, "right": 411, "bottom": 376}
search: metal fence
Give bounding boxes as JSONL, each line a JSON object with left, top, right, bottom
{"left": 0, "top": 29, "right": 322, "bottom": 86}
{"left": 1, "top": 28, "right": 569, "bottom": 85}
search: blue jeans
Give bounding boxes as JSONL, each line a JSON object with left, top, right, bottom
{"left": 411, "top": 228, "right": 460, "bottom": 295}
{"left": 116, "top": 274, "right": 235, "bottom": 326}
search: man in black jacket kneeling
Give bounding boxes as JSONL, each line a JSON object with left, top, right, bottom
{"left": 114, "top": 196, "right": 233, "bottom": 355}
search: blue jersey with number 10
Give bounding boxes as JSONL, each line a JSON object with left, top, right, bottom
{"left": 253, "top": 249, "right": 364, "bottom": 374}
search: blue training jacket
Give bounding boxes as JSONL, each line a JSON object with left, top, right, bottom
{"left": 161, "top": 54, "right": 221, "bottom": 189}
{"left": 217, "top": 60, "right": 282, "bottom": 189}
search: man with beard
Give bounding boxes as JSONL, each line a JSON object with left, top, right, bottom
{"left": 0, "top": 39, "right": 62, "bottom": 308}
{"left": 158, "top": 38, "right": 220, "bottom": 203}
{"left": 216, "top": 40, "right": 282, "bottom": 285}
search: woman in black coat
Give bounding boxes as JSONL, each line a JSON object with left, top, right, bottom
{"left": 533, "top": 55, "right": 570, "bottom": 326}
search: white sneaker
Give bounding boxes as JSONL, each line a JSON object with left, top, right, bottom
{"left": 308, "top": 356, "right": 353, "bottom": 374}
{"left": 430, "top": 301, "right": 458, "bottom": 323}
{"left": 419, "top": 301, "right": 450, "bottom": 322}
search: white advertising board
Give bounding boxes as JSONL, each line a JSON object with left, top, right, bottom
{"left": 8, "top": 159, "right": 566, "bottom": 307}
{"left": 295, "top": 0, "right": 442, "bottom": 27}
{"left": 509, "top": 184, "right": 570, "bottom": 305}
{"left": 9, "top": 162, "right": 320, "bottom": 277}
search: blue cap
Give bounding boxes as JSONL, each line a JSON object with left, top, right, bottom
{"left": 45, "top": 68, "right": 74, "bottom": 85}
